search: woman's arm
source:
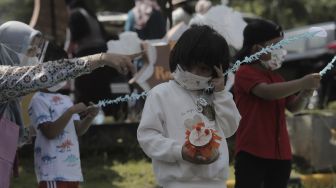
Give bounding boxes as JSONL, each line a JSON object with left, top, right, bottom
{"left": 0, "top": 52, "right": 139, "bottom": 103}
{"left": 0, "top": 58, "right": 90, "bottom": 102}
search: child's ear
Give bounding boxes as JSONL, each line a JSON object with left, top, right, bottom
{"left": 251, "top": 44, "right": 262, "bottom": 53}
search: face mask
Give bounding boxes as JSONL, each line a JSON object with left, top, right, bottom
{"left": 260, "top": 49, "right": 287, "bottom": 71}
{"left": 172, "top": 65, "right": 212, "bottom": 90}
{"left": 47, "top": 81, "right": 67, "bottom": 92}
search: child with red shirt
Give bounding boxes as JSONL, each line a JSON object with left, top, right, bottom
{"left": 233, "top": 19, "right": 321, "bottom": 188}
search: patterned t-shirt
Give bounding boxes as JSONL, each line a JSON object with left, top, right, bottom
{"left": 28, "top": 92, "right": 83, "bottom": 182}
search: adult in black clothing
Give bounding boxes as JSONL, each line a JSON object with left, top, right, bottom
{"left": 65, "top": 0, "right": 125, "bottom": 118}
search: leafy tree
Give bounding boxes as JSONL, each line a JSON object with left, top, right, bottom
{"left": 0, "top": 0, "right": 334, "bottom": 30}
{"left": 0, "top": 0, "right": 34, "bottom": 24}
{"left": 228, "top": 0, "right": 335, "bottom": 28}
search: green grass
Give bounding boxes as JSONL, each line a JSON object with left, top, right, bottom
{"left": 108, "top": 161, "right": 158, "bottom": 188}
{"left": 9, "top": 154, "right": 307, "bottom": 188}
{"left": 12, "top": 155, "right": 158, "bottom": 188}
{"left": 11, "top": 157, "right": 37, "bottom": 188}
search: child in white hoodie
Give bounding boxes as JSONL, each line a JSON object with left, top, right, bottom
{"left": 137, "top": 25, "right": 241, "bottom": 188}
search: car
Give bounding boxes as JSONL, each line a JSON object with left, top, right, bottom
{"left": 96, "top": 11, "right": 128, "bottom": 40}
{"left": 280, "top": 21, "right": 336, "bottom": 108}
{"left": 284, "top": 22, "right": 336, "bottom": 63}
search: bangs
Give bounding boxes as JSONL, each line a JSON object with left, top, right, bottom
{"left": 188, "top": 32, "right": 230, "bottom": 70}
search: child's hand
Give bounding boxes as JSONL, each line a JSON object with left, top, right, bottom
{"left": 80, "top": 102, "right": 100, "bottom": 119}
{"left": 211, "top": 65, "right": 225, "bottom": 92}
{"left": 300, "top": 73, "right": 321, "bottom": 90}
{"left": 300, "top": 89, "right": 314, "bottom": 98}
{"left": 86, "top": 102, "right": 100, "bottom": 119}
{"left": 182, "top": 144, "right": 219, "bottom": 165}
{"left": 69, "top": 103, "right": 87, "bottom": 114}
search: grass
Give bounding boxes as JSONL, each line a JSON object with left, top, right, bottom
{"left": 11, "top": 157, "right": 37, "bottom": 188}
{"left": 11, "top": 152, "right": 243, "bottom": 188}
{"left": 11, "top": 155, "right": 158, "bottom": 188}
{"left": 11, "top": 152, "right": 335, "bottom": 188}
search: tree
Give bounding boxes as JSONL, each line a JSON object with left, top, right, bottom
{"left": 0, "top": 0, "right": 34, "bottom": 24}
{"left": 228, "top": 0, "right": 335, "bottom": 28}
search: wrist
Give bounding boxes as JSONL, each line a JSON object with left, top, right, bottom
{"left": 66, "top": 108, "right": 75, "bottom": 116}
{"left": 85, "top": 115, "right": 96, "bottom": 121}
{"left": 300, "top": 89, "right": 314, "bottom": 98}
{"left": 98, "top": 53, "right": 105, "bottom": 67}
{"left": 297, "top": 78, "right": 305, "bottom": 90}
{"left": 86, "top": 53, "right": 105, "bottom": 68}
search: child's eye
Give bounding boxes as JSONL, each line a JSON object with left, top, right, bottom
{"left": 200, "top": 67, "right": 208, "bottom": 72}
{"left": 199, "top": 66, "right": 211, "bottom": 72}
{"left": 202, "top": 68, "right": 211, "bottom": 72}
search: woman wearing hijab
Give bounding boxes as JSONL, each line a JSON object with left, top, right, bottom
{"left": 0, "top": 21, "right": 43, "bottom": 138}
{"left": 0, "top": 21, "right": 138, "bottom": 103}
{"left": 0, "top": 20, "right": 138, "bottom": 188}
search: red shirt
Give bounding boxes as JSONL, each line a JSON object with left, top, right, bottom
{"left": 234, "top": 65, "right": 294, "bottom": 160}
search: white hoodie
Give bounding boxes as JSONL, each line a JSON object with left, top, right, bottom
{"left": 137, "top": 80, "right": 241, "bottom": 188}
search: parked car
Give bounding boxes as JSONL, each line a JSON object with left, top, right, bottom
{"left": 279, "top": 21, "right": 336, "bottom": 108}
{"left": 97, "top": 11, "right": 128, "bottom": 40}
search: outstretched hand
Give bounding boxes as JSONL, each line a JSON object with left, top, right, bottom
{"left": 300, "top": 73, "right": 321, "bottom": 90}
{"left": 299, "top": 89, "right": 314, "bottom": 98}
{"left": 84, "top": 52, "right": 143, "bottom": 75}
{"left": 69, "top": 102, "right": 87, "bottom": 114}
{"left": 79, "top": 102, "right": 100, "bottom": 120}
{"left": 103, "top": 52, "right": 143, "bottom": 75}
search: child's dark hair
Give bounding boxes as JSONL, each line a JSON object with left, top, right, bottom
{"left": 234, "top": 19, "right": 283, "bottom": 63}
{"left": 43, "top": 42, "right": 68, "bottom": 62}
{"left": 169, "top": 25, "right": 230, "bottom": 73}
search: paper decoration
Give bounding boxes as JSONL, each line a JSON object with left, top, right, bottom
{"left": 184, "top": 122, "right": 222, "bottom": 160}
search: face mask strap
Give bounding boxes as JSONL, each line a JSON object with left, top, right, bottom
{"left": 37, "top": 40, "right": 49, "bottom": 63}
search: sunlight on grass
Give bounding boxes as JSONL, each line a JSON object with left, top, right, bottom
{"left": 12, "top": 156, "right": 336, "bottom": 188}
{"left": 109, "top": 160, "right": 158, "bottom": 188}
{"left": 80, "top": 157, "right": 157, "bottom": 188}
{"left": 11, "top": 157, "right": 158, "bottom": 188}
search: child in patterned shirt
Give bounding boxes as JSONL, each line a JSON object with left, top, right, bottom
{"left": 28, "top": 43, "right": 99, "bottom": 188}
